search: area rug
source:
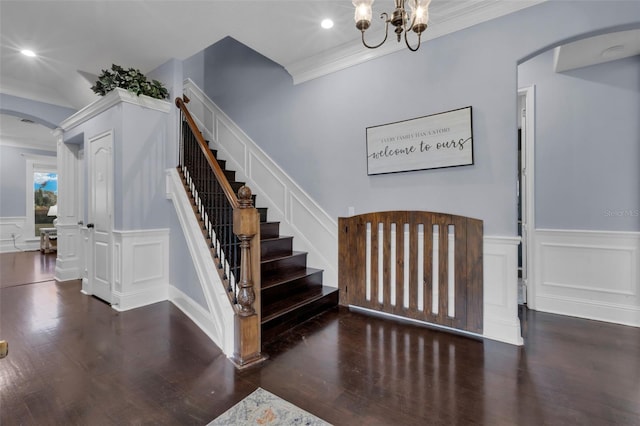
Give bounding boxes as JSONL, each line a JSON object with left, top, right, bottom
{"left": 208, "top": 388, "right": 332, "bottom": 425}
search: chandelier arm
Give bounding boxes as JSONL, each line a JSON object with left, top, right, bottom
{"left": 362, "top": 13, "right": 390, "bottom": 49}
{"left": 404, "top": 30, "right": 422, "bottom": 52}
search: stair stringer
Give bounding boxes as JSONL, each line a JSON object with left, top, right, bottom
{"left": 165, "top": 167, "right": 235, "bottom": 357}
{"left": 183, "top": 79, "right": 338, "bottom": 286}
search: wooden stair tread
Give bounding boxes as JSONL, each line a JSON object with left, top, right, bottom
{"left": 261, "top": 250, "right": 306, "bottom": 263}
{"left": 262, "top": 286, "right": 338, "bottom": 324}
{"left": 262, "top": 267, "right": 323, "bottom": 290}
{"left": 180, "top": 134, "right": 336, "bottom": 347}
{"left": 261, "top": 235, "right": 292, "bottom": 243}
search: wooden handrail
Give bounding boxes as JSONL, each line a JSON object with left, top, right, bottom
{"left": 176, "top": 95, "right": 264, "bottom": 368}
{"left": 175, "top": 96, "right": 239, "bottom": 209}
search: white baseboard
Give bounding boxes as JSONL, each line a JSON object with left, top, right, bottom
{"left": 110, "top": 228, "right": 170, "bottom": 311}
{"left": 54, "top": 265, "right": 81, "bottom": 282}
{"left": 168, "top": 285, "right": 225, "bottom": 350}
{"left": 533, "top": 229, "right": 640, "bottom": 327}
{"left": 535, "top": 294, "right": 640, "bottom": 327}
{"left": 483, "top": 236, "right": 523, "bottom": 346}
{"left": 112, "top": 286, "right": 169, "bottom": 312}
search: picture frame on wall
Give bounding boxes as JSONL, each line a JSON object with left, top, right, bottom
{"left": 366, "top": 106, "right": 473, "bottom": 176}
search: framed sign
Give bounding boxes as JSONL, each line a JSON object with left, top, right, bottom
{"left": 366, "top": 106, "right": 473, "bottom": 175}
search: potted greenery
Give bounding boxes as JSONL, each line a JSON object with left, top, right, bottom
{"left": 91, "top": 64, "right": 169, "bottom": 100}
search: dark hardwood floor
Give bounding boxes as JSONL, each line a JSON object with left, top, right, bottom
{"left": 1, "top": 251, "right": 639, "bottom": 425}
{"left": 0, "top": 250, "right": 56, "bottom": 289}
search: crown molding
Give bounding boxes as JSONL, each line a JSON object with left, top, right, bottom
{"left": 59, "top": 88, "right": 170, "bottom": 131}
{"left": 285, "top": 0, "right": 546, "bottom": 85}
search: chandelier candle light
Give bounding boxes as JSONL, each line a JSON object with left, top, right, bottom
{"left": 352, "top": 0, "right": 431, "bottom": 51}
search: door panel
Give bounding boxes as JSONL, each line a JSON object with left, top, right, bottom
{"left": 89, "top": 132, "right": 113, "bottom": 303}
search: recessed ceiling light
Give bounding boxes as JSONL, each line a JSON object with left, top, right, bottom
{"left": 321, "top": 19, "right": 334, "bottom": 29}
{"left": 21, "top": 49, "right": 36, "bottom": 57}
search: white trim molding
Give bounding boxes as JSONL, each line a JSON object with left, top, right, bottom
{"left": 168, "top": 285, "right": 227, "bottom": 351}
{"left": 518, "top": 85, "right": 536, "bottom": 308}
{"left": 60, "top": 88, "right": 170, "bottom": 132}
{"left": 110, "top": 228, "right": 170, "bottom": 312}
{"left": 483, "top": 235, "right": 523, "bottom": 346}
{"left": 166, "top": 167, "right": 235, "bottom": 357}
{"left": 533, "top": 229, "right": 640, "bottom": 327}
{"left": 183, "top": 79, "right": 338, "bottom": 286}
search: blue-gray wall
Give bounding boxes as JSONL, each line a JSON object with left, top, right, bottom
{"left": 0, "top": 145, "right": 56, "bottom": 216}
{"left": 519, "top": 50, "right": 640, "bottom": 231}
{"left": 148, "top": 58, "right": 183, "bottom": 168}
{"left": 148, "top": 58, "right": 208, "bottom": 308}
{"left": 183, "top": 0, "right": 640, "bottom": 236}
{"left": 63, "top": 102, "right": 169, "bottom": 231}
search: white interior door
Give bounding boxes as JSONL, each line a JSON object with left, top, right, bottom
{"left": 88, "top": 131, "right": 113, "bottom": 303}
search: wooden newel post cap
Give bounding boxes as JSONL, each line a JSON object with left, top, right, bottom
{"left": 238, "top": 186, "right": 253, "bottom": 208}
{"left": 234, "top": 185, "right": 258, "bottom": 236}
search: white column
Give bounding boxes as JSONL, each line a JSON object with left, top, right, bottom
{"left": 54, "top": 129, "right": 83, "bottom": 281}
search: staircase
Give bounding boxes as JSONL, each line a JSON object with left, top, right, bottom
{"left": 201, "top": 147, "right": 338, "bottom": 347}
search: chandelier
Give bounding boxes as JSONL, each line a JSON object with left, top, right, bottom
{"left": 352, "top": 0, "right": 431, "bottom": 51}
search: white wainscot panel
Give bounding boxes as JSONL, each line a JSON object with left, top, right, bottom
{"left": 249, "top": 152, "right": 287, "bottom": 217}
{"left": 217, "top": 118, "right": 246, "bottom": 173}
{"left": 534, "top": 229, "right": 640, "bottom": 327}
{"left": 113, "top": 241, "right": 122, "bottom": 292}
{"left": 288, "top": 193, "right": 338, "bottom": 285}
{"left": 111, "top": 229, "right": 169, "bottom": 311}
{"left": 132, "top": 242, "right": 164, "bottom": 285}
{"left": 185, "top": 87, "right": 215, "bottom": 137}
{"left": 483, "top": 236, "right": 523, "bottom": 346}
{"left": 0, "top": 217, "right": 37, "bottom": 253}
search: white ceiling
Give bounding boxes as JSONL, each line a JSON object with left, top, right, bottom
{"left": 0, "top": 0, "right": 545, "bottom": 111}
{"left": 1, "top": 0, "right": 636, "bottom": 146}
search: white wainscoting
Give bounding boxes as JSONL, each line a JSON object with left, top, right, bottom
{"left": 0, "top": 217, "right": 39, "bottom": 253}
{"left": 166, "top": 167, "right": 235, "bottom": 357}
{"left": 110, "top": 228, "right": 170, "bottom": 312}
{"left": 533, "top": 229, "right": 640, "bottom": 327}
{"left": 183, "top": 79, "right": 338, "bottom": 286}
{"left": 484, "top": 236, "right": 523, "bottom": 346}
